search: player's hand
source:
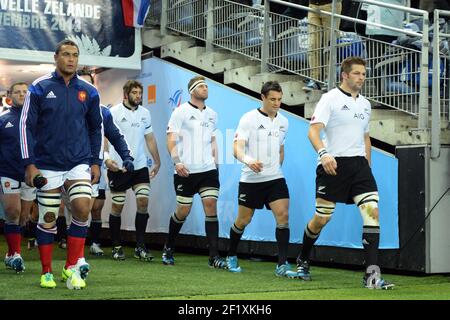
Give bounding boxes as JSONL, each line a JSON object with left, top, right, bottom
{"left": 321, "top": 154, "right": 337, "bottom": 176}
{"left": 175, "top": 163, "right": 189, "bottom": 177}
{"left": 25, "top": 164, "right": 41, "bottom": 187}
{"left": 105, "top": 159, "right": 121, "bottom": 172}
{"left": 122, "top": 159, "right": 134, "bottom": 173}
{"left": 246, "top": 159, "right": 264, "bottom": 173}
{"left": 91, "top": 164, "right": 100, "bottom": 184}
{"left": 149, "top": 162, "right": 161, "bottom": 179}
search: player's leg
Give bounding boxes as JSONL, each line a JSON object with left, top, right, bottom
{"left": 133, "top": 181, "right": 153, "bottom": 261}
{"left": 0, "top": 178, "right": 24, "bottom": 273}
{"left": 162, "top": 173, "right": 195, "bottom": 266}
{"left": 199, "top": 169, "right": 224, "bottom": 269}
{"left": 89, "top": 188, "right": 105, "bottom": 256}
{"left": 107, "top": 169, "right": 130, "bottom": 261}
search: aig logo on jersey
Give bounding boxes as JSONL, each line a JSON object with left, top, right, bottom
{"left": 78, "top": 91, "right": 87, "bottom": 102}
{"left": 354, "top": 113, "right": 365, "bottom": 120}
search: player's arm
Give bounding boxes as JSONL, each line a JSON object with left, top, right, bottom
{"left": 280, "top": 145, "right": 284, "bottom": 166}
{"left": 20, "top": 88, "right": 41, "bottom": 187}
{"left": 145, "top": 132, "right": 161, "bottom": 178}
{"left": 86, "top": 93, "right": 103, "bottom": 184}
{"left": 168, "top": 132, "right": 189, "bottom": 177}
{"left": 212, "top": 136, "right": 219, "bottom": 168}
{"left": 308, "top": 123, "right": 337, "bottom": 176}
{"left": 364, "top": 132, "right": 372, "bottom": 167}
{"left": 103, "top": 107, "right": 133, "bottom": 163}
{"left": 233, "top": 139, "right": 263, "bottom": 173}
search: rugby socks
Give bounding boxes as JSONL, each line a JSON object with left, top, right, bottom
{"left": 205, "top": 215, "right": 219, "bottom": 257}
{"left": 228, "top": 223, "right": 244, "bottom": 257}
{"left": 166, "top": 212, "right": 185, "bottom": 249}
{"left": 276, "top": 224, "right": 290, "bottom": 266}
{"left": 362, "top": 226, "right": 380, "bottom": 269}
{"left": 135, "top": 212, "right": 149, "bottom": 248}
{"left": 109, "top": 214, "right": 122, "bottom": 247}
{"left": 4, "top": 223, "right": 22, "bottom": 256}
{"left": 65, "top": 218, "right": 88, "bottom": 268}
{"left": 299, "top": 224, "right": 320, "bottom": 262}
{"left": 89, "top": 219, "right": 102, "bottom": 244}
{"left": 56, "top": 215, "right": 67, "bottom": 242}
{"left": 37, "top": 225, "right": 56, "bottom": 274}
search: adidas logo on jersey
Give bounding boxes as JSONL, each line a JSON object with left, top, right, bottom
{"left": 4, "top": 122, "right": 13, "bottom": 128}
{"left": 189, "top": 116, "right": 196, "bottom": 120}
{"left": 341, "top": 105, "right": 350, "bottom": 111}
{"left": 257, "top": 125, "right": 265, "bottom": 130}
{"left": 121, "top": 117, "right": 127, "bottom": 122}
{"left": 46, "top": 91, "right": 57, "bottom": 99}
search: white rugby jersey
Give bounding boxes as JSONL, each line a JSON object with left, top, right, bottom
{"left": 234, "top": 108, "right": 289, "bottom": 183}
{"left": 167, "top": 102, "right": 217, "bottom": 173}
{"left": 109, "top": 103, "right": 152, "bottom": 170}
{"left": 311, "top": 87, "right": 371, "bottom": 160}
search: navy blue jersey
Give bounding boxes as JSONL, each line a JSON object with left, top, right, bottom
{"left": 20, "top": 71, "right": 103, "bottom": 171}
{"left": 101, "top": 105, "right": 133, "bottom": 161}
{"left": 0, "top": 107, "right": 25, "bottom": 181}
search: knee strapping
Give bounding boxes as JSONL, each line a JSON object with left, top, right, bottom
{"left": 354, "top": 192, "right": 379, "bottom": 227}
{"left": 67, "top": 182, "right": 92, "bottom": 202}
{"left": 37, "top": 191, "right": 61, "bottom": 228}
{"left": 176, "top": 195, "right": 193, "bottom": 206}
{"left": 133, "top": 185, "right": 150, "bottom": 199}
{"left": 111, "top": 192, "right": 126, "bottom": 205}
{"left": 199, "top": 187, "right": 219, "bottom": 200}
{"left": 276, "top": 223, "right": 289, "bottom": 229}
{"left": 172, "top": 212, "right": 185, "bottom": 224}
{"left": 315, "top": 200, "right": 336, "bottom": 218}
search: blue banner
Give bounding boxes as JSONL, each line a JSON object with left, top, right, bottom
{"left": 134, "top": 57, "right": 399, "bottom": 249}
{"left": 0, "top": 0, "right": 142, "bottom": 69}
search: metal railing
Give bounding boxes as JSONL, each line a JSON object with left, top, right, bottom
{"left": 431, "top": 9, "right": 450, "bottom": 158}
{"left": 149, "top": 0, "right": 448, "bottom": 138}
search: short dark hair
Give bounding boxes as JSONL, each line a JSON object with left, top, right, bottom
{"left": 9, "top": 82, "right": 28, "bottom": 95}
{"left": 187, "top": 75, "right": 206, "bottom": 92}
{"left": 55, "top": 39, "right": 79, "bottom": 54}
{"left": 77, "top": 69, "right": 94, "bottom": 84}
{"left": 341, "top": 56, "right": 366, "bottom": 74}
{"left": 261, "top": 81, "right": 283, "bottom": 96}
{"left": 123, "top": 80, "right": 143, "bottom": 96}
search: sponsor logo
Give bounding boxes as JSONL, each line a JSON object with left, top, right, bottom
{"left": 177, "top": 184, "right": 183, "bottom": 192}
{"left": 317, "top": 185, "right": 326, "bottom": 194}
{"left": 257, "top": 124, "right": 265, "bottom": 130}
{"left": 168, "top": 89, "right": 183, "bottom": 108}
{"left": 239, "top": 193, "right": 246, "bottom": 202}
{"left": 78, "top": 91, "right": 87, "bottom": 102}
{"left": 121, "top": 117, "right": 127, "bottom": 123}
{"left": 46, "top": 91, "right": 56, "bottom": 99}
{"left": 5, "top": 122, "right": 13, "bottom": 128}
{"left": 341, "top": 105, "right": 350, "bottom": 111}
{"left": 354, "top": 113, "right": 365, "bottom": 120}
{"left": 189, "top": 115, "right": 196, "bottom": 120}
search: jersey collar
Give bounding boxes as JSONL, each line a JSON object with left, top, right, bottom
{"left": 257, "top": 108, "right": 277, "bottom": 118}
{"left": 338, "top": 86, "right": 359, "bottom": 98}
{"left": 52, "top": 70, "right": 77, "bottom": 84}
{"left": 122, "top": 102, "right": 139, "bottom": 111}
{"left": 188, "top": 101, "right": 206, "bottom": 111}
